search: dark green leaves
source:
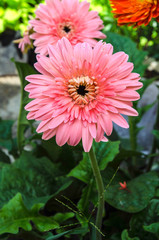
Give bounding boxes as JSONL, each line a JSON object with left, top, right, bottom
{"left": 130, "top": 199, "right": 159, "bottom": 240}
{"left": 68, "top": 141, "right": 120, "bottom": 183}
{"left": 0, "top": 193, "right": 59, "bottom": 235}
{"left": 0, "top": 119, "right": 14, "bottom": 151}
{"left": 95, "top": 141, "right": 120, "bottom": 170}
{"left": 121, "top": 230, "right": 140, "bottom": 240}
{"left": 105, "top": 172, "right": 159, "bottom": 213}
{"left": 0, "top": 151, "right": 72, "bottom": 209}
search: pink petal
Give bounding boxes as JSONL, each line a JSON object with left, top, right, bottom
{"left": 82, "top": 127, "right": 93, "bottom": 152}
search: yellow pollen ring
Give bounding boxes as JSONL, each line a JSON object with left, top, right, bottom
{"left": 68, "top": 76, "right": 98, "bottom": 105}
{"left": 58, "top": 21, "right": 75, "bottom": 38}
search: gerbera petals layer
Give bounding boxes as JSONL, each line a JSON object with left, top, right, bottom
{"left": 30, "top": 0, "right": 106, "bottom": 55}
{"left": 25, "top": 37, "right": 142, "bottom": 152}
{"left": 110, "top": 0, "right": 159, "bottom": 27}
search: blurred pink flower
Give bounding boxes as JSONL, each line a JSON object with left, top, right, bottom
{"left": 14, "top": 26, "right": 33, "bottom": 53}
{"left": 18, "top": 35, "right": 31, "bottom": 53}
{"left": 25, "top": 38, "right": 142, "bottom": 152}
{"left": 30, "top": 0, "right": 106, "bottom": 55}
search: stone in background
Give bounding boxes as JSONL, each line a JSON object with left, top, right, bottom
{"left": 0, "top": 32, "right": 27, "bottom": 76}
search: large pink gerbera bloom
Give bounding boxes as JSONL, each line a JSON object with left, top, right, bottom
{"left": 30, "top": 0, "right": 106, "bottom": 55}
{"left": 25, "top": 38, "right": 142, "bottom": 152}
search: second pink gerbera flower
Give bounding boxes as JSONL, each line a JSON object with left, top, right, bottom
{"left": 30, "top": 0, "right": 106, "bottom": 55}
{"left": 25, "top": 38, "right": 142, "bottom": 152}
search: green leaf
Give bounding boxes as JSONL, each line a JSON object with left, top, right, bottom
{"left": 104, "top": 32, "right": 147, "bottom": 76}
{"left": 13, "top": 61, "right": 37, "bottom": 152}
{"left": 68, "top": 141, "right": 120, "bottom": 183}
{"left": 121, "top": 230, "right": 140, "bottom": 240}
{"left": 130, "top": 199, "right": 159, "bottom": 240}
{"left": 0, "top": 151, "right": 72, "bottom": 209}
{"left": 0, "top": 149, "right": 10, "bottom": 164}
{"left": 46, "top": 230, "right": 73, "bottom": 240}
{"left": 152, "top": 130, "right": 159, "bottom": 140}
{"left": 143, "top": 223, "right": 159, "bottom": 236}
{"left": 105, "top": 172, "right": 159, "bottom": 213}
{"left": 0, "top": 193, "right": 59, "bottom": 235}
{"left": 95, "top": 141, "right": 120, "bottom": 170}
{"left": 68, "top": 150, "right": 91, "bottom": 183}
{"left": 53, "top": 212, "right": 74, "bottom": 225}
{"left": 0, "top": 119, "right": 14, "bottom": 151}
{"left": 46, "top": 227, "right": 88, "bottom": 240}
{"left": 42, "top": 138, "right": 83, "bottom": 173}
{"left": 77, "top": 179, "right": 96, "bottom": 213}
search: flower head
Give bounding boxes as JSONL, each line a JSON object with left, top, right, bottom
{"left": 25, "top": 38, "right": 142, "bottom": 152}
{"left": 14, "top": 25, "right": 33, "bottom": 53}
{"left": 30, "top": 0, "right": 106, "bottom": 55}
{"left": 110, "top": 0, "right": 159, "bottom": 27}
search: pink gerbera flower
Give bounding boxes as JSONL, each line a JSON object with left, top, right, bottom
{"left": 30, "top": 0, "right": 106, "bottom": 55}
{"left": 25, "top": 38, "right": 142, "bottom": 152}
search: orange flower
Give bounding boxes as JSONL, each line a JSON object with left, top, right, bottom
{"left": 110, "top": 0, "right": 159, "bottom": 27}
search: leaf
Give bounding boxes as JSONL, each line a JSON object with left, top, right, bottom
{"left": 130, "top": 199, "right": 159, "bottom": 240}
{"left": 121, "top": 230, "right": 140, "bottom": 240}
{"left": 68, "top": 151, "right": 91, "bottom": 183}
{"left": 104, "top": 32, "right": 147, "bottom": 76}
{"left": 0, "top": 149, "right": 10, "bottom": 164}
{"left": 68, "top": 141, "right": 120, "bottom": 183}
{"left": 46, "top": 230, "right": 73, "bottom": 240}
{"left": 152, "top": 130, "right": 159, "bottom": 140}
{"left": 53, "top": 212, "right": 75, "bottom": 225}
{"left": 0, "top": 151, "right": 72, "bottom": 209}
{"left": 0, "top": 193, "right": 59, "bottom": 235}
{"left": 42, "top": 138, "right": 83, "bottom": 173}
{"left": 13, "top": 61, "right": 37, "bottom": 152}
{"left": 77, "top": 179, "right": 96, "bottom": 213}
{"left": 105, "top": 172, "right": 159, "bottom": 213}
{"left": 0, "top": 119, "right": 14, "bottom": 151}
{"left": 143, "top": 223, "right": 159, "bottom": 236}
{"left": 95, "top": 141, "right": 120, "bottom": 170}
{"left": 46, "top": 227, "right": 88, "bottom": 240}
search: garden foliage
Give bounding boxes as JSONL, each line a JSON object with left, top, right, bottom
{"left": 0, "top": 0, "right": 159, "bottom": 239}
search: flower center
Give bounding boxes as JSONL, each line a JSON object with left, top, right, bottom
{"left": 77, "top": 85, "right": 88, "bottom": 96}
{"left": 58, "top": 21, "right": 74, "bottom": 38}
{"left": 63, "top": 25, "right": 71, "bottom": 33}
{"left": 68, "top": 76, "right": 98, "bottom": 105}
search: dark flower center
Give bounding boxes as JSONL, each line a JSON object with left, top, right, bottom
{"left": 77, "top": 85, "right": 88, "bottom": 96}
{"left": 63, "top": 26, "right": 71, "bottom": 33}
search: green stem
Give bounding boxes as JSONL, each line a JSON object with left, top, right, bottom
{"left": 88, "top": 147, "right": 105, "bottom": 240}
{"left": 128, "top": 116, "right": 137, "bottom": 166}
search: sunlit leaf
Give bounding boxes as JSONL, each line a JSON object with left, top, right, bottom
{"left": 0, "top": 193, "right": 59, "bottom": 235}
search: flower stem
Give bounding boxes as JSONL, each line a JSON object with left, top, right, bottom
{"left": 128, "top": 116, "right": 137, "bottom": 166}
{"left": 88, "top": 147, "right": 105, "bottom": 240}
